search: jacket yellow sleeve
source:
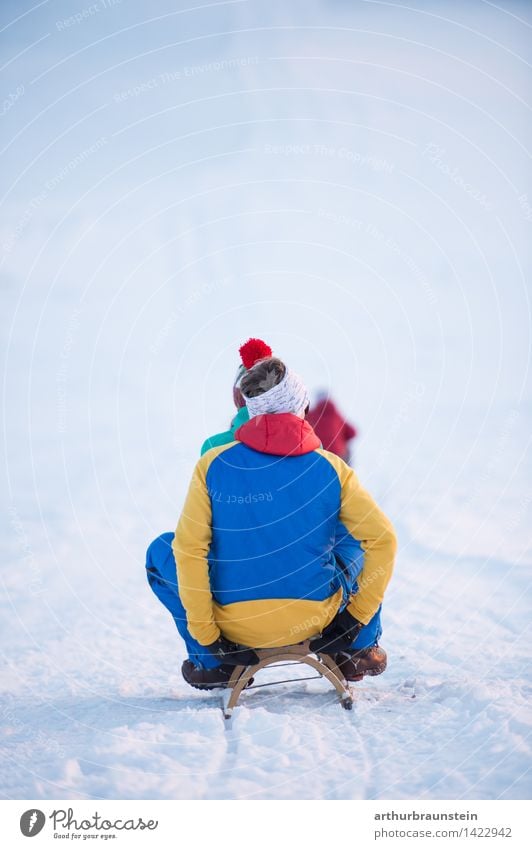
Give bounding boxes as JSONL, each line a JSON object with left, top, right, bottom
{"left": 318, "top": 450, "right": 397, "bottom": 625}
{"left": 172, "top": 453, "right": 220, "bottom": 646}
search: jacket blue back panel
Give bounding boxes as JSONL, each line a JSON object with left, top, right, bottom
{"left": 205, "top": 442, "right": 355, "bottom": 604}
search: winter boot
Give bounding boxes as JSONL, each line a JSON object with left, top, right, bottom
{"left": 181, "top": 660, "right": 254, "bottom": 691}
{"left": 335, "top": 645, "right": 387, "bottom": 681}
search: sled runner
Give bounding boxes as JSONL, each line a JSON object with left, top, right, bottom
{"left": 221, "top": 640, "right": 353, "bottom": 720}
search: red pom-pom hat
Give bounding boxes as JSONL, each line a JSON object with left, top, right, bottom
{"left": 238, "top": 338, "right": 273, "bottom": 369}
{"left": 233, "top": 338, "right": 273, "bottom": 408}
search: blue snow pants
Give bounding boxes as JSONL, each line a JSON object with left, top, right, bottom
{"left": 146, "top": 532, "right": 382, "bottom": 669}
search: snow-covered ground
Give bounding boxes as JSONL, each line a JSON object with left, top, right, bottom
{"left": 1, "top": 0, "right": 531, "bottom": 799}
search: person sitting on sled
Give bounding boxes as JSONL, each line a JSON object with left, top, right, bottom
{"left": 146, "top": 354, "right": 397, "bottom": 689}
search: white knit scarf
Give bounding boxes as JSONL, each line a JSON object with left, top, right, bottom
{"left": 242, "top": 367, "right": 310, "bottom": 418}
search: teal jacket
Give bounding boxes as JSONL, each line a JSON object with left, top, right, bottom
{"left": 200, "top": 406, "right": 250, "bottom": 455}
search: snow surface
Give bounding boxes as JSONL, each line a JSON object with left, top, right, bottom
{"left": 1, "top": 0, "right": 531, "bottom": 800}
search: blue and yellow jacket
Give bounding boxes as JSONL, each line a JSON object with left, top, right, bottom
{"left": 173, "top": 413, "right": 396, "bottom": 648}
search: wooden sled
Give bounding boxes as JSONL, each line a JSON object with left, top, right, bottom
{"left": 221, "top": 640, "right": 353, "bottom": 720}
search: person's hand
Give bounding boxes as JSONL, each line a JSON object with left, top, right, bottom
{"left": 206, "top": 637, "right": 259, "bottom": 667}
{"left": 309, "top": 608, "right": 363, "bottom": 655}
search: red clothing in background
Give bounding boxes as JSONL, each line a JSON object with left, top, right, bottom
{"left": 307, "top": 399, "right": 357, "bottom": 462}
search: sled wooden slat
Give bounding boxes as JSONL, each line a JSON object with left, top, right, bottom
{"left": 222, "top": 640, "right": 353, "bottom": 719}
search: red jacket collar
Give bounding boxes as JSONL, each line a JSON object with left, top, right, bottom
{"left": 235, "top": 413, "right": 321, "bottom": 456}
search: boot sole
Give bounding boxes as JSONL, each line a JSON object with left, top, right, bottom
{"left": 182, "top": 675, "right": 255, "bottom": 691}
{"left": 344, "top": 662, "right": 387, "bottom": 682}
{"left": 185, "top": 680, "right": 229, "bottom": 691}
